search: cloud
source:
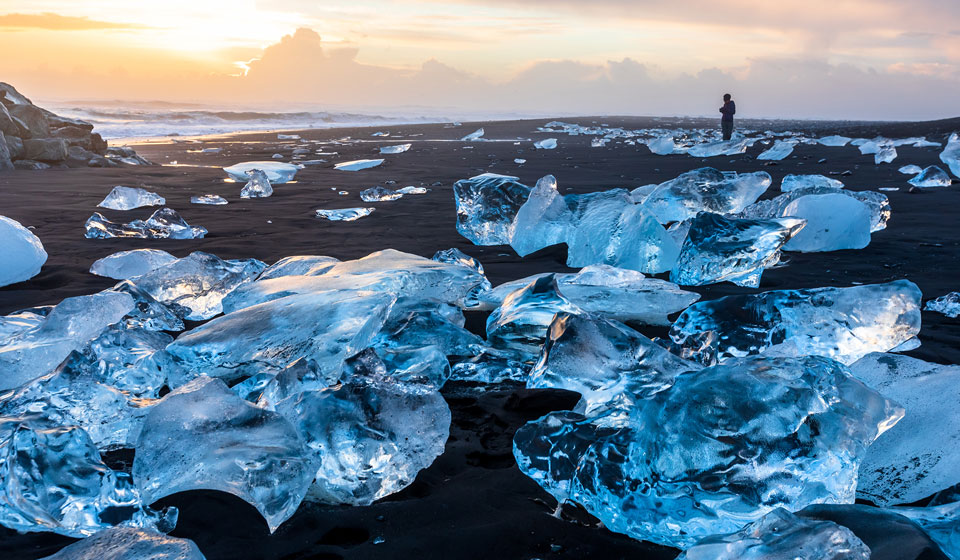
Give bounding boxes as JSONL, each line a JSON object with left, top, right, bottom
{"left": 0, "top": 12, "right": 150, "bottom": 31}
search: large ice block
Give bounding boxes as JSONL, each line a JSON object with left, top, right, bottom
{"left": 97, "top": 186, "right": 165, "bottom": 211}
{"left": 641, "top": 167, "right": 772, "bottom": 223}
{"left": 240, "top": 169, "right": 273, "bottom": 198}
{"left": 781, "top": 193, "right": 873, "bottom": 252}
{"left": 757, "top": 140, "right": 797, "bottom": 161}
{"left": 486, "top": 275, "right": 581, "bottom": 357}
{"left": 81, "top": 318, "right": 174, "bottom": 395}
{"left": 646, "top": 135, "right": 678, "bottom": 155}
{"left": 926, "top": 292, "right": 960, "bottom": 318}
{"left": 39, "top": 527, "right": 205, "bottom": 560}
{"left": 90, "top": 249, "right": 178, "bottom": 280}
{"left": 259, "top": 255, "right": 340, "bottom": 280}
{"left": 509, "top": 175, "right": 575, "bottom": 257}
{"left": 941, "top": 132, "right": 960, "bottom": 178}
{"left": 909, "top": 165, "right": 953, "bottom": 188}
{"left": 780, "top": 174, "right": 844, "bottom": 192}
{"left": 739, "top": 186, "right": 889, "bottom": 232}
{"left": 0, "top": 215, "right": 47, "bottom": 287}
{"left": 84, "top": 208, "right": 207, "bottom": 240}
{"left": 223, "top": 161, "right": 298, "bottom": 183}
{"left": 109, "top": 280, "right": 187, "bottom": 332}
{"left": 454, "top": 173, "right": 530, "bottom": 245}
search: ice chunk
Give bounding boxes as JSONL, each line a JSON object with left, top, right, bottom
{"left": 677, "top": 508, "right": 870, "bottom": 560}
{"left": 461, "top": 128, "right": 484, "bottom": 141}
{"left": 134, "top": 377, "right": 312, "bottom": 532}
{"left": 909, "top": 165, "right": 952, "bottom": 187}
{"left": 686, "top": 137, "right": 749, "bottom": 157}
{"left": 453, "top": 173, "right": 530, "bottom": 245}
{"left": 781, "top": 193, "right": 873, "bottom": 252}
{"left": 450, "top": 348, "right": 529, "bottom": 383}
{"left": 513, "top": 355, "right": 902, "bottom": 547}
{"left": 514, "top": 158, "right": 527, "bottom": 164}
{"left": 757, "top": 139, "right": 797, "bottom": 160}
{"left": 223, "top": 161, "right": 298, "bottom": 183}
{"left": 97, "top": 186, "right": 165, "bottom": 211}
{"left": 259, "top": 255, "right": 340, "bottom": 280}
{"left": 240, "top": 169, "right": 273, "bottom": 198}
{"left": 486, "top": 275, "right": 582, "bottom": 358}
{"left": 190, "top": 193, "right": 228, "bottom": 205}
{"left": 315, "top": 207, "right": 375, "bottom": 221}
{"left": 334, "top": 159, "right": 384, "bottom": 171}
{"left": 0, "top": 306, "right": 48, "bottom": 339}
{"left": 894, "top": 493, "right": 960, "bottom": 560}
{"left": 39, "top": 527, "right": 205, "bottom": 560}
{"left": 780, "top": 174, "right": 844, "bottom": 192}
{"left": 375, "top": 302, "right": 483, "bottom": 360}
{"left": 899, "top": 164, "right": 923, "bottom": 175}
{"left": 0, "top": 291, "right": 135, "bottom": 391}
{"left": 109, "top": 280, "right": 187, "bottom": 332}
{"left": 927, "top": 292, "right": 960, "bottom": 318}
{"left": 509, "top": 175, "right": 575, "bottom": 257}
{"left": 431, "top": 247, "right": 492, "bottom": 307}
{"left": 85, "top": 208, "right": 207, "bottom": 240}
{"left": 849, "top": 353, "right": 960, "bottom": 506}
{"left": 941, "top": 132, "right": 960, "bottom": 178}
{"left": 0, "top": 215, "right": 47, "bottom": 287}
{"left": 397, "top": 185, "right": 427, "bottom": 195}
{"left": 379, "top": 143, "right": 411, "bottom": 154}
{"left": 90, "top": 249, "right": 177, "bottom": 280}
{"left": 534, "top": 138, "right": 558, "bottom": 149}
{"left": 641, "top": 167, "right": 772, "bottom": 223}
{"left": 360, "top": 186, "right": 403, "bottom": 202}
{"left": 646, "top": 135, "right": 677, "bottom": 155}
{"left": 876, "top": 144, "right": 897, "bottom": 164}
{"left": 739, "top": 186, "right": 890, "bottom": 232}
{"left": 669, "top": 280, "right": 922, "bottom": 365}
{"left": 132, "top": 251, "right": 266, "bottom": 321}
{"left": 818, "top": 135, "right": 852, "bottom": 147}
{"left": 670, "top": 212, "right": 805, "bottom": 288}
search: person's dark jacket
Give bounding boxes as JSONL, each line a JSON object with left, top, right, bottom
{"left": 720, "top": 100, "right": 736, "bottom": 122}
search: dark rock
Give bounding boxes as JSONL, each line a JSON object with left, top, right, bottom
{"left": 5, "top": 134, "right": 22, "bottom": 160}
{"left": 106, "top": 146, "right": 154, "bottom": 166}
{"left": 64, "top": 145, "right": 110, "bottom": 168}
{"left": 12, "top": 159, "right": 49, "bottom": 170}
{"left": 909, "top": 186, "right": 924, "bottom": 194}
{"left": 0, "top": 132, "right": 12, "bottom": 170}
{"left": 43, "top": 109, "right": 94, "bottom": 131}
{"left": 0, "top": 103, "right": 18, "bottom": 137}
{"left": 9, "top": 104, "right": 49, "bottom": 138}
{"left": 22, "top": 138, "right": 68, "bottom": 162}
{"left": 51, "top": 125, "right": 96, "bottom": 149}
{"left": 0, "top": 82, "right": 32, "bottom": 107}
{"left": 798, "top": 504, "right": 949, "bottom": 560}
{"left": 90, "top": 133, "right": 108, "bottom": 155}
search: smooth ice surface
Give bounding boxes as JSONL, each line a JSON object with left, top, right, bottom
{"left": 461, "top": 128, "right": 484, "bottom": 141}
{"left": 686, "top": 137, "right": 750, "bottom": 158}
{"left": 431, "top": 247, "right": 492, "bottom": 308}
{"left": 486, "top": 275, "right": 581, "bottom": 358}
{"left": 781, "top": 174, "right": 844, "bottom": 192}
{"left": 909, "top": 165, "right": 952, "bottom": 187}
{"left": 849, "top": 353, "right": 960, "bottom": 506}
{"left": 40, "top": 527, "right": 205, "bottom": 560}
{"left": 926, "top": 292, "right": 960, "bottom": 318}
{"left": 190, "top": 194, "right": 228, "bottom": 205}
{"left": 0, "top": 291, "right": 134, "bottom": 391}
{"left": 895, "top": 493, "right": 960, "bottom": 560}
{"left": 646, "top": 135, "right": 677, "bottom": 155}
{"left": 641, "top": 167, "right": 772, "bottom": 223}
{"left": 240, "top": 169, "right": 273, "bottom": 198}
{"left": 315, "top": 207, "right": 375, "bottom": 221}
{"left": 259, "top": 255, "right": 340, "bottom": 280}
{"left": 781, "top": 193, "right": 873, "bottom": 252}
{"left": 334, "top": 159, "right": 384, "bottom": 171}
{"left": 669, "top": 280, "right": 922, "bottom": 366}
{"left": 678, "top": 508, "right": 870, "bottom": 560}
{"left": 670, "top": 212, "right": 804, "bottom": 288}
{"left": 134, "top": 377, "right": 313, "bottom": 533}
{"left": 739, "top": 187, "right": 890, "bottom": 232}
{"left": 454, "top": 173, "right": 530, "bottom": 245}
{"left": 97, "top": 186, "right": 165, "bottom": 211}
{"left": 90, "top": 249, "right": 178, "bottom": 280}
{"left": 534, "top": 138, "right": 557, "bottom": 149}
{"left": 818, "top": 135, "right": 852, "bottom": 147}
{"left": 0, "top": 215, "right": 47, "bottom": 288}
{"left": 514, "top": 356, "right": 901, "bottom": 548}
{"left": 757, "top": 140, "right": 797, "bottom": 161}
{"left": 109, "top": 280, "right": 186, "bottom": 333}
{"left": 509, "top": 175, "right": 575, "bottom": 257}
{"left": 397, "top": 186, "right": 427, "bottom": 195}
{"left": 85, "top": 208, "right": 207, "bottom": 240}
{"left": 360, "top": 186, "right": 403, "bottom": 202}
{"left": 223, "top": 161, "right": 298, "bottom": 183}
{"left": 379, "top": 143, "right": 411, "bottom": 154}
{"left": 940, "top": 133, "right": 960, "bottom": 178}
{"left": 899, "top": 164, "right": 923, "bottom": 175}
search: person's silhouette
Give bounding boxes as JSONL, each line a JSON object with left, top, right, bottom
{"left": 719, "top": 93, "right": 736, "bottom": 140}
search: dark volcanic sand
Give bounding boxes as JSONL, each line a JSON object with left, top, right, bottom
{"left": 0, "top": 116, "right": 958, "bottom": 559}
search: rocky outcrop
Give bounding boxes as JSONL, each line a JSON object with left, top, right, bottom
{"left": 0, "top": 82, "right": 152, "bottom": 171}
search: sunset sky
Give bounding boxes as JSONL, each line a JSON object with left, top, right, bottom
{"left": 0, "top": 1, "right": 958, "bottom": 119}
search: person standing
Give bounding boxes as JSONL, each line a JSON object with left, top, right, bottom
{"left": 719, "top": 93, "right": 736, "bottom": 140}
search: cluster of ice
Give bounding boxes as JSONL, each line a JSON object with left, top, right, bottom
{"left": 240, "top": 169, "right": 273, "bottom": 198}
{"left": 315, "top": 207, "right": 375, "bottom": 221}
{"left": 0, "top": 215, "right": 47, "bottom": 287}
{"left": 190, "top": 193, "right": 228, "bottom": 205}
{"left": 85, "top": 208, "right": 208, "bottom": 240}
{"left": 380, "top": 143, "right": 411, "bottom": 154}
{"left": 334, "top": 159, "right": 384, "bottom": 171}
{"left": 223, "top": 161, "right": 298, "bottom": 183}
{"left": 90, "top": 249, "right": 178, "bottom": 280}
{"left": 909, "top": 165, "right": 952, "bottom": 188}
{"left": 98, "top": 186, "right": 166, "bottom": 211}
{"left": 926, "top": 292, "right": 960, "bottom": 318}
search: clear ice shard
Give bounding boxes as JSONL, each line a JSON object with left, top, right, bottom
{"left": 334, "top": 159, "right": 384, "bottom": 171}
{"left": 379, "top": 143, "right": 411, "bottom": 154}
{"left": 461, "top": 128, "right": 484, "bottom": 141}
{"left": 739, "top": 186, "right": 890, "bottom": 232}
{"left": 486, "top": 275, "right": 582, "bottom": 358}
{"left": 223, "top": 161, "right": 298, "bottom": 183}
{"left": 84, "top": 208, "right": 207, "bottom": 240}
{"left": 848, "top": 353, "right": 960, "bottom": 506}
{"left": 259, "top": 255, "right": 340, "bottom": 280}
{"left": 670, "top": 212, "right": 805, "bottom": 288}
{"left": 397, "top": 186, "right": 428, "bottom": 195}
{"left": 0, "top": 215, "right": 47, "bottom": 288}
{"left": 513, "top": 355, "right": 902, "bottom": 548}
{"left": 276, "top": 350, "right": 450, "bottom": 506}
{"left": 528, "top": 312, "right": 698, "bottom": 415}
{"left": 0, "top": 291, "right": 134, "bottom": 391}
{"left": 132, "top": 251, "right": 266, "bottom": 321}
{"left": 781, "top": 193, "right": 873, "bottom": 252}
{"left": 190, "top": 194, "right": 228, "bottom": 205}
{"left": 89, "top": 249, "right": 178, "bottom": 280}
{"left": 534, "top": 138, "right": 558, "bottom": 149}
{"left": 454, "top": 173, "right": 531, "bottom": 245}
{"left": 757, "top": 140, "right": 797, "bottom": 161}
{"left": 641, "top": 167, "right": 772, "bottom": 223}
{"left": 360, "top": 186, "right": 403, "bottom": 202}
{"left": 0, "top": 416, "right": 174, "bottom": 537}
{"left": 0, "top": 307, "right": 48, "bottom": 339}
{"left": 431, "top": 247, "right": 491, "bottom": 307}
{"left": 509, "top": 175, "right": 575, "bottom": 257}
{"left": 97, "top": 186, "right": 165, "bottom": 211}
{"left": 941, "top": 133, "right": 960, "bottom": 178}
{"left": 315, "top": 207, "right": 375, "bottom": 221}
{"left": 926, "top": 292, "right": 960, "bottom": 318}
{"left": 109, "top": 280, "right": 187, "bottom": 332}
{"left": 909, "top": 165, "right": 952, "bottom": 187}
{"left": 240, "top": 169, "right": 273, "bottom": 198}
{"left": 646, "top": 135, "right": 677, "bottom": 155}
{"left": 677, "top": 508, "right": 870, "bottom": 560}
{"left": 374, "top": 301, "right": 483, "bottom": 361}
{"left": 899, "top": 164, "right": 923, "bottom": 175}
{"left": 39, "top": 527, "right": 205, "bottom": 560}
{"left": 893, "top": 492, "right": 960, "bottom": 560}
{"left": 780, "top": 174, "right": 844, "bottom": 192}
{"left": 133, "top": 377, "right": 313, "bottom": 533}
{"left": 686, "top": 137, "right": 749, "bottom": 158}
{"left": 818, "top": 135, "right": 852, "bottom": 147}
{"left": 876, "top": 143, "right": 897, "bottom": 164}
{"left": 669, "top": 280, "right": 922, "bottom": 366}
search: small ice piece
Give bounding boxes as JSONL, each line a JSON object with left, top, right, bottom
{"left": 84, "top": 208, "right": 208, "bottom": 240}
{"left": 315, "top": 207, "right": 375, "bottom": 221}
{"left": 818, "top": 135, "right": 852, "bottom": 147}
{"left": 510, "top": 175, "right": 575, "bottom": 257}
{"left": 278, "top": 133, "right": 301, "bottom": 139}
{"left": 677, "top": 508, "right": 870, "bottom": 560}
{"left": 686, "top": 136, "right": 749, "bottom": 157}
{"left": 396, "top": 186, "right": 427, "bottom": 195}
{"left": 97, "top": 186, "right": 165, "bottom": 211}
{"left": 259, "top": 255, "right": 341, "bottom": 280}
{"left": 739, "top": 187, "right": 890, "bottom": 232}
{"left": 646, "top": 135, "right": 677, "bottom": 155}
{"left": 453, "top": 173, "right": 531, "bottom": 245}
{"left": 0, "top": 215, "right": 47, "bottom": 288}
{"left": 926, "top": 291, "right": 960, "bottom": 318}
{"left": 940, "top": 132, "right": 960, "bottom": 178}
{"left": 134, "top": 377, "right": 313, "bottom": 533}
{"left": 334, "top": 159, "right": 384, "bottom": 171}
{"left": 190, "top": 194, "right": 228, "bottom": 205}
{"left": 899, "top": 164, "right": 923, "bottom": 175}
{"left": 591, "top": 138, "right": 608, "bottom": 148}
{"left": 379, "top": 143, "right": 411, "bottom": 154}
{"left": 240, "top": 169, "right": 273, "bottom": 198}
{"left": 461, "top": 128, "right": 484, "bottom": 141}
{"left": 514, "top": 158, "right": 526, "bottom": 164}
{"left": 486, "top": 275, "right": 582, "bottom": 358}
{"left": 641, "top": 167, "right": 772, "bottom": 223}
{"left": 878, "top": 187, "right": 900, "bottom": 191}
{"left": 89, "top": 249, "right": 178, "bottom": 280}
{"left": 223, "top": 161, "right": 298, "bottom": 183}
{"left": 781, "top": 174, "right": 844, "bottom": 192}
{"left": 360, "top": 186, "right": 403, "bottom": 202}
{"left": 875, "top": 143, "right": 897, "bottom": 164}
{"left": 781, "top": 193, "right": 873, "bottom": 252}
{"left": 669, "top": 280, "right": 922, "bottom": 366}
{"left": 271, "top": 153, "right": 283, "bottom": 159}
{"left": 849, "top": 353, "right": 960, "bottom": 506}
{"left": 757, "top": 139, "right": 797, "bottom": 160}
{"left": 371, "top": 131, "right": 389, "bottom": 137}
{"left": 39, "top": 527, "right": 205, "bottom": 560}
{"left": 670, "top": 212, "right": 805, "bottom": 288}
{"left": 908, "top": 165, "right": 952, "bottom": 187}
{"left": 534, "top": 138, "right": 557, "bottom": 149}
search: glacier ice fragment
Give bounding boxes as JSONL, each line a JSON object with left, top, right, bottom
{"left": 461, "top": 128, "right": 484, "bottom": 141}
{"left": 334, "top": 159, "right": 384, "bottom": 171}
{"left": 509, "top": 175, "right": 575, "bottom": 257}
{"left": 223, "top": 161, "right": 298, "bottom": 183}
{"left": 486, "top": 275, "right": 581, "bottom": 358}
{"left": 926, "top": 292, "right": 960, "bottom": 318}
{"left": 781, "top": 193, "right": 873, "bottom": 252}
{"left": 379, "top": 143, "right": 411, "bottom": 154}
{"left": 190, "top": 194, "right": 228, "bottom": 205}
{"left": 39, "top": 527, "right": 205, "bottom": 560}
{"left": 84, "top": 208, "right": 207, "bottom": 240}
{"left": 757, "top": 140, "right": 797, "bottom": 161}
{"left": 90, "top": 249, "right": 178, "bottom": 280}
{"left": 97, "top": 186, "right": 165, "bottom": 211}
{"left": 941, "top": 133, "right": 960, "bottom": 178}
{"left": 899, "top": 164, "right": 923, "bottom": 175}
{"left": 315, "top": 207, "right": 375, "bottom": 221}
{"left": 641, "top": 167, "right": 772, "bottom": 223}
{"left": 259, "top": 255, "right": 340, "bottom": 280}
{"left": 360, "top": 186, "right": 403, "bottom": 202}
{"left": 739, "top": 186, "right": 889, "bottom": 232}
{"left": 0, "top": 215, "right": 47, "bottom": 287}
{"left": 909, "top": 165, "right": 952, "bottom": 187}
{"left": 780, "top": 174, "right": 844, "bottom": 192}
{"left": 818, "top": 135, "right": 852, "bottom": 147}
{"left": 453, "top": 173, "right": 530, "bottom": 245}
{"left": 534, "top": 138, "right": 557, "bottom": 150}
{"left": 240, "top": 169, "right": 273, "bottom": 198}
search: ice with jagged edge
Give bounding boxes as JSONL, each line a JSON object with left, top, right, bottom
{"left": 739, "top": 186, "right": 890, "bottom": 232}
{"left": 380, "top": 143, "right": 411, "bottom": 154}
{"left": 109, "top": 280, "right": 187, "bottom": 332}
{"left": 0, "top": 215, "right": 47, "bottom": 288}
{"left": 240, "top": 169, "right": 273, "bottom": 198}
{"left": 0, "top": 306, "right": 48, "bottom": 339}
{"left": 909, "top": 165, "right": 953, "bottom": 187}
{"left": 926, "top": 292, "right": 960, "bottom": 318}
{"left": 646, "top": 135, "right": 678, "bottom": 155}
{"left": 461, "top": 128, "right": 484, "bottom": 141}
{"left": 360, "top": 186, "right": 403, "bottom": 202}
{"left": 894, "top": 490, "right": 960, "bottom": 560}
{"left": 373, "top": 300, "right": 483, "bottom": 362}
{"left": 534, "top": 138, "right": 557, "bottom": 149}
{"left": 97, "top": 186, "right": 166, "bottom": 211}
{"left": 223, "top": 161, "right": 298, "bottom": 183}
{"left": 513, "top": 355, "right": 902, "bottom": 548}
{"left": 0, "top": 416, "right": 174, "bottom": 537}
{"left": 0, "top": 291, "right": 134, "bottom": 391}
{"left": 509, "top": 175, "right": 574, "bottom": 257}
{"left": 859, "top": 139, "right": 898, "bottom": 164}
{"left": 315, "top": 207, "right": 375, "bottom": 221}
{"left": 454, "top": 173, "right": 531, "bottom": 245}
{"left": 641, "top": 167, "right": 772, "bottom": 223}
{"left": 85, "top": 208, "right": 208, "bottom": 240}
{"left": 686, "top": 136, "right": 750, "bottom": 158}
{"left": 818, "top": 135, "right": 852, "bottom": 147}
{"left": 781, "top": 193, "right": 873, "bottom": 252}
{"left": 899, "top": 164, "right": 923, "bottom": 175}
{"left": 677, "top": 508, "right": 871, "bottom": 560}
{"left": 334, "top": 159, "right": 384, "bottom": 171}
{"left": 669, "top": 280, "right": 922, "bottom": 366}
{"left": 486, "top": 275, "right": 582, "bottom": 358}
{"left": 90, "top": 249, "right": 178, "bottom": 280}
{"left": 849, "top": 353, "right": 960, "bottom": 506}
{"left": 40, "top": 527, "right": 205, "bottom": 560}
{"left": 781, "top": 174, "right": 844, "bottom": 192}
{"left": 397, "top": 185, "right": 427, "bottom": 195}
{"left": 757, "top": 139, "right": 797, "bottom": 161}
{"left": 134, "top": 377, "right": 313, "bottom": 533}
{"left": 432, "top": 247, "right": 492, "bottom": 308}
{"left": 940, "top": 132, "right": 960, "bottom": 178}
{"left": 259, "top": 255, "right": 340, "bottom": 280}
{"left": 191, "top": 193, "right": 228, "bottom": 205}
{"left": 670, "top": 212, "right": 804, "bottom": 288}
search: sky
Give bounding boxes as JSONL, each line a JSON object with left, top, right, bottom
{"left": 0, "top": 0, "right": 958, "bottom": 120}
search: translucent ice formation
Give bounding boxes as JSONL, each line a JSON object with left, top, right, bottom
{"left": 453, "top": 173, "right": 530, "bottom": 245}
{"left": 509, "top": 175, "right": 575, "bottom": 256}
{"left": 780, "top": 174, "right": 844, "bottom": 192}
{"left": 0, "top": 215, "right": 47, "bottom": 287}
{"left": 223, "top": 161, "right": 298, "bottom": 183}
{"left": 397, "top": 186, "right": 428, "bottom": 195}
{"left": 97, "top": 186, "right": 165, "bottom": 211}
{"left": 85, "top": 208, "right": 208, "bottom": 240}
{"left": 109, "top": 280, "right": 187, "bottom": 333}
{"left": 899, "top": 164, "right": 923, "bottom": 175}
{"left": 926, "top": 292, "right": 960, "bottom": 318}
{"left": 909, "top": 165, "right": 952, "bottom": 188}
{"left": 757, "top": 140, "right": 797, "bottom": 161}
{"left": 315, "top": 207, "right": 375, "bottom": 221}
{"left": 641, "top": 167, "right": 772, "bottom": 223}
{"left": 670, "top": 212, "right": 805, "bottom": 288}
{"left": 360, "top": 186, "right": 403, "bottom": 202}
{"left": 39, "top": 527, "right": 205, "bottom": 560}
{"left": 646, "top": 135, "right": 678, "bottom": 155}
{"left": 334, "top": 159, "right": 384, "bottom": 171}
{"left": 190, "top": 193, "right": 228, "bottom": 205}
{"left": 818, "top": 135, "right": 852, "bottom": 147}
{"left": 259, "top": 255, "right": 340, "bottom": 280}
{"left": 380, "top": 143, "right": 411, "bottom": 154}
{"left": 781, "top": 193, "right": 873, "bottom": 252}
{"left": 941, "top": 133, "right": 960, "bottom": 178}
{"left": 486, "top": 275, "right": 581, "bottom": 357}
{"left": 534, "top": 138, "right": 558, "bottom": 149}
{"left": 461, "top": 128, "right": 484, "bottom": 141}
{"left": 686, "top": 137, "right": 749, "bottom": 158}
{"left": 89, "top": 249, "right": 178, "bottom": 280}
{"left": 240, "top": 169, "right": 273, "bottom": 198}
{"left": 669, "top": 280, "right": 922, "bottom": 366}
{"left": 739, "top": 187, "right": 890, "bottom": 233}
